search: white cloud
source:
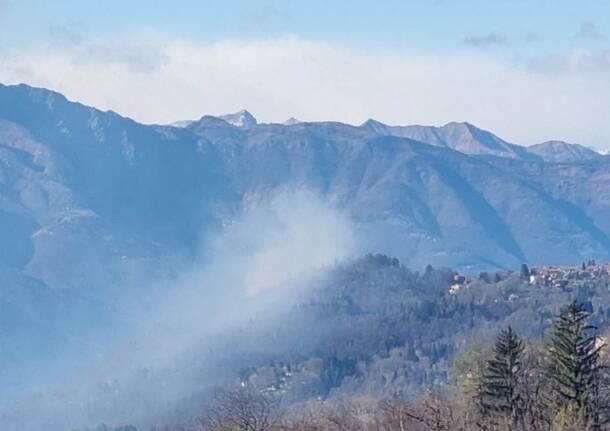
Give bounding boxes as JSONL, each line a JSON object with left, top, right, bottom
{"left": 1, "top": 35, "right": 610, "bottom": 150}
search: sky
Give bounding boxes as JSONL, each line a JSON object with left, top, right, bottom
{"left": 1, "top": 0, "right": 610, "bottom": 149}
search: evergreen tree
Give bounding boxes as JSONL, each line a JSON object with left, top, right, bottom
{"left": 547, "top": 301, "right": 604, "bottom": 428}
{"left": 520, "top": 263, "right": 530, "bottom": 279}
{"left": 479, "top": 271, "right": 490, "bottom": 283}
{"left": 482, "top": 326, "right": 525, "bottom": 425}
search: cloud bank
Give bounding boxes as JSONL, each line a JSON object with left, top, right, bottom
{"left": 1, "top": 35, "right": 610, "bottom": 149}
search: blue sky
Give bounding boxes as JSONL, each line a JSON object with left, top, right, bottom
{"left": 4, "top": 0, "right": 609, "bottom": 54}
{"left": 1, "top": 1, "right": 610, "bottom": 149}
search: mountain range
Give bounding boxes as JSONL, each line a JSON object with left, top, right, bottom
{"left": 1, "top": 82, "right": 610, "bottom": 402}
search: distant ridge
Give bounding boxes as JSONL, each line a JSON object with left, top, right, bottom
{"left": 528, "top": 140, "right": 602, "bottom": 163}
{"left": 360, "top": 119, "right": 538, "bottom": 160}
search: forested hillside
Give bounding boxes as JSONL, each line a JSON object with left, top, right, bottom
{"left": 65, "top": 255, "right": 610, "bottom": 430}
{"left": 5, "top": 254, "right": 610, "bottom": 431}
{"left": 214, "top": 255, "right": 610, "bottom": 402}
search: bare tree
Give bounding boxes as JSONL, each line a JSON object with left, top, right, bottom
{"left": 203, "top": 387, "right": 280, "bottom": 431}
{"left": 324, "top": 397, "right": 379, "bottom": 431}
{"left": 379, "top": 394, "right": 469, "bottom": 431}
{"left": 378, "top": 396, "right": 412, "bottom": 431}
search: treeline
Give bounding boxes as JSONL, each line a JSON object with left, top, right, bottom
{"left": 460, "top": 301, "right": 610, "bottom": 430}
{"left": 151, "top": 301, "right": 610, "bottom": 431}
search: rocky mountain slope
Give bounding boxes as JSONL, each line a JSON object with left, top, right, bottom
{"left": 359, "top": 119, "right": 538, "bottom": 160}
{"left": 527, "top": 140, "right": 602, "bottom": 163}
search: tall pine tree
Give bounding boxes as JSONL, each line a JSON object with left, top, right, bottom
{"left": 547, "top": 301, "right": 604, "bottom": 428}
{"left": 482, "top": 325, "right": 525, "bottom": 425}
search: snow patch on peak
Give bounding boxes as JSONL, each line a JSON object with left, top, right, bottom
{"left": 170, "top": 110, "right": 258, "bottom": 129}
{"left": 218, "top": 110, "right": 257, "bottom": 128}
{"left": 169, "top": 120, "right": 195, "bottom": 128}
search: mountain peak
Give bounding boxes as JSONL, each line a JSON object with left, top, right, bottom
{"left": 360, "top": 118, "right": 390, "bottom": 133}
{"left": 169, "top": 110, "right": 257, "bottom": 129}
{"left": 441, "top": 121, "right": 478, "bottom": 132}
{"left": 218, "top": 109, "right": 257, "bottom": 128}
{"left": 1, "top": 82, "right": 69, "bottom": 111}
{"left": 361, "top": 118, "right": 386, "bottom": 126}
{"left": 528, "top": 140, "right": 602, "bottom": 163}
{"left": 283, "top": 117, "right": 302, "bottom": 126}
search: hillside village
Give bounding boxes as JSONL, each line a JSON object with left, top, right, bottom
{"left": 528, "top": 260, "right": 610, "bottom": 289}
{"left": 449, "top": 261, "right": 610, "bottom": 295}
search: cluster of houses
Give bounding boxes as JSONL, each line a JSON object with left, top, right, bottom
{"left": 447, "top": 261, "right": 610, "bottom": 295}
{"left": 527, "top": 261, "right": 610, "bottom": 290}
{"left": 449, "top": 273, "right": 470, "bottom": 295}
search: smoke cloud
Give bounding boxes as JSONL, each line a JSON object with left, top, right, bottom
{"left": 0, "top": 189, "right": 356, "bottom": 430}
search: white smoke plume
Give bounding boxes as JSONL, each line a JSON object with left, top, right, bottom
{"left": 0, "top": 189, "right": 356, "bottom": 431}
